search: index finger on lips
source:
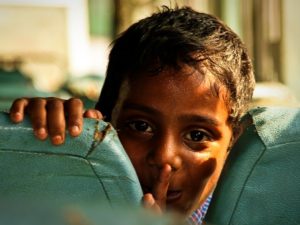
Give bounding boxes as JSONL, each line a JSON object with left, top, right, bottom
{"left": 142, "top": 193, "right": 163, "bottom": 214}
{"left": 152, "top": 164, "right": 172, "bottom": 207}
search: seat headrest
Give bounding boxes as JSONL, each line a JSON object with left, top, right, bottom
{"left": 206, "top": 107, "right": 300, "bottom": 225}
{"left": 0, "top": 111, "right": 143, "bottom": 208}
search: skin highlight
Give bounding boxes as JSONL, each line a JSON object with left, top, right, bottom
{"left": 110, "top": 65, "right": 232, "bottom": 214}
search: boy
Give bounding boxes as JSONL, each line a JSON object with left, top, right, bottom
{"left": 9, "top": 6, "right": 255, "bottom": 224}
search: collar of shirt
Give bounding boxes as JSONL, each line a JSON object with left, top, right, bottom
{"left": 187, "top": 194, "right": 212, "bottom": 225}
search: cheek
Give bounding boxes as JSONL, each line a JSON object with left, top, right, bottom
{"left": 188, "top": 156, "right": 217, "bottom": 190}
{"left": 206, "top": 127, "right": 233, "bottom": 182}
{"left": 199, "top": 146, "right": 229, "bottom": 199}
{"left": 180, "top": 157, "right": 217, "bottom": 213}
{"left": 185, "top": 146, "right": 228, "bottom": 209}
{"left": 118, "top": 133, "right": 146, "bottom": 175}
{"left": 212, "top": 137, "right": 232, "bottom": 176}
{"left": 198, "top": 157, "right": 217, "bottom": 179}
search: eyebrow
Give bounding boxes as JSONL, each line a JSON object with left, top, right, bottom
{"left": 122, "top": 102, "right": 161, "bottom": 115}
{"left": 178, "top": 114, "right": 221, "bottom": 127}
{"left": 122, "top": 102, "right": 221, "bottom": 127}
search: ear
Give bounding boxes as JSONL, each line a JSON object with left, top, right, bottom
{"left": 227, "top": 114, "right": 253, "bottom": 153}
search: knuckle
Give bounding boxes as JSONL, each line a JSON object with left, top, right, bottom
{"left": 69, "top": 98, "right": 83, "bottom": 107}
{"left": 96, "top": 110, "right": 103, "bottom": 118}
{"left": 68, "top": 117, "right": 82, "bottom": 126}
{"left": 11, "top": 98, "right": 27, "bottom": 108}
{"left": 14, "top": 98, "right": 26, "bottom": 104}
{"left": 46, "top": 99, "right": 64, "bottom": 110}
{"left": 48, "top": 125, "right": 64, "bottom": 135}
{"left": 27, "top": 97, "right": 46, "bottom": 108}
{"left": 33, "top": 121, "right": 45, "bottom": 129}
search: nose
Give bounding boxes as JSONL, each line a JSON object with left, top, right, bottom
{"left": 146, "top": 133, "right": 182, "bottom": 171}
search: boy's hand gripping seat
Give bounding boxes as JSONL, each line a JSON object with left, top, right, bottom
{"left": 0, "top": 111, "right": 143, "bottom": 207}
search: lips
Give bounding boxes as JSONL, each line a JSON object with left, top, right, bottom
{"left": 141, "top": 185, "right": 182, "bottom": 202}
{"left": 166, "top": 190, "right": 182, "bottom": 201}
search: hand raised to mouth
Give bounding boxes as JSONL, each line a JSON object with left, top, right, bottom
{"left": 142, "top": 164, "right": 172, "bottom": 214}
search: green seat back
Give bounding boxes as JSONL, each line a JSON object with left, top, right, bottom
{"left": 206, "top": 107, "right": 300, "bottom": 225}
{"left": 0, "top": 111, "right": 143, "bottom": 208}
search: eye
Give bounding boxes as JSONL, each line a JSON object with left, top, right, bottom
{"left": 184, "top": 130, "right": 211, "bottom": 142}
{"left": 127, "top": 120, "right": 153, "bottom": 133}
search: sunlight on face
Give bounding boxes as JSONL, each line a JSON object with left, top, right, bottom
{"left": 111, "top": 65, "right": 232, "bottom": 215}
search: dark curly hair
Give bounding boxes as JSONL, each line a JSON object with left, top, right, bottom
{"left": 96, "top": 6, "right": 255, "bottom": 128}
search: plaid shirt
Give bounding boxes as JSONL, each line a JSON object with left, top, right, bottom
{"left": 187, "top": 195, "right": 212, "bottom": 225}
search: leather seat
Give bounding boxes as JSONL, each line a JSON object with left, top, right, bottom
{"left": 0, "top": 111, "right": 188, "bottom": 224}
{"left": 0, "top": 111, "right": 143, "bottom": 207}
{"left": 206, "top": 107, "right": 300, "bottom": 225}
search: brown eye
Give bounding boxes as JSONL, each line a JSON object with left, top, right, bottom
{"left": 185, "top": 130, "right": 210, "bottom": 142}
{"left": 127, "top": 120, "right": 153, "bottom": 133}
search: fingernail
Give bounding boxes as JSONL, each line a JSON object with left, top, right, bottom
{"left": 52, "top": 135, "right": 63, "bottom": 145}
{"left": 70, "top": 125, "right": 80, "bottom": 135}
{"left": 35, "top": 128, "right": 47, "bottom": 139}
{"left": 14, "top": 112, "right": 22, "bottom": 121}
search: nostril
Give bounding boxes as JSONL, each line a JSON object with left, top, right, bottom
{"left": 171, "top": 156, "right": 182, "bottom": 171}
{"left": 146, "top": 151, "right": 182, "bottom": 172}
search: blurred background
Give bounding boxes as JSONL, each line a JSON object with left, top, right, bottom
{"left": 0, "top": 0, "right": 299, "bottom": 110}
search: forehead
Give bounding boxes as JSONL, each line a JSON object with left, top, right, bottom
{"left": 126, "top": 65, "right": 227, "bottom": 103}
{"left": 111, "top": 65, "right": 230, "bottom": 124}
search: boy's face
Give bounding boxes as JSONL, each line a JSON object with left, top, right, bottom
{"left": 112, "top": 65, "right": 232, "bottom": 215}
